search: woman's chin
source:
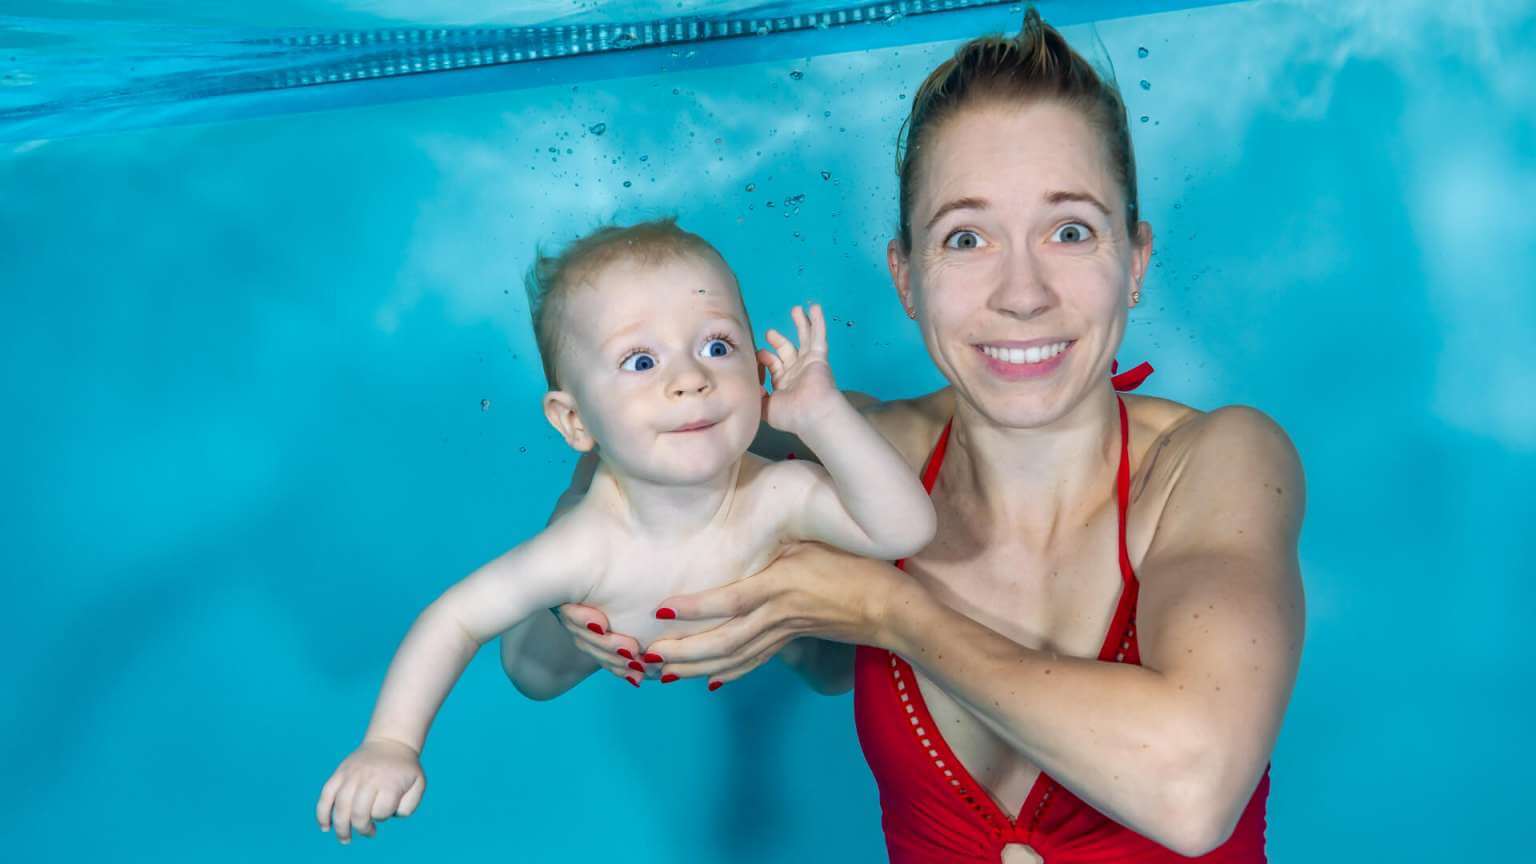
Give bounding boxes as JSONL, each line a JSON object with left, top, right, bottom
{"left": 953, "top": 378, "right": 1072, "bottom": 430}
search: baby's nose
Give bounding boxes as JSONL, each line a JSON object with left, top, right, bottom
{"left": 668, "top": 367, "right": 712, "bottom": 397}
{"left": 670, "top": 380, "right": 710, "bottom": 397}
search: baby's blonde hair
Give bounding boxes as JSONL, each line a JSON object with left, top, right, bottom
{"left": 526, "top": 217, "right": 737, "bottom": 389}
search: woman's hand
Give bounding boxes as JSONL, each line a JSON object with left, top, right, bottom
{"left": 554, "top": 603, "right": 652, "bottom": 686}
{"left": 316, "top": 738, "right": 425, "bottom": 845}
{"left": 644, "top": 543, "right": 914, "bottom": 688}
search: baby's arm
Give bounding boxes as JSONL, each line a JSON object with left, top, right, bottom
{"left": 316, "top": 520, "right": 597, "bottom": 843}
{"left": 498, "top": 462, "right": 615, "bottom": 700}
{"left": 758, "top": 305, "right": 935, "bottom": 560}
{"left": 361, "top": 521, "right": 595, "bottom": 749}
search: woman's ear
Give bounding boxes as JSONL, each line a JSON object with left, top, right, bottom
{"left": 543, "top": 391, "right": 595, "bottom": 452}
{"left": 887, "top": 239, "right": 916, "bottom": 319}
{"left": 1130, "top": 221, "right": 1154, "bottom": 304}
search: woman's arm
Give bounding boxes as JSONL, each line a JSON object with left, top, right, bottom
{"left": 648, "top": 408, "right": 1304, "bottom": 856}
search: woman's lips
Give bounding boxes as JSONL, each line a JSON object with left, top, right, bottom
{"left": 973, "top": 340, "right": 1075, "bottom": 380}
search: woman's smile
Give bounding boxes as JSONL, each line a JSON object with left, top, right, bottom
{"left": 973, "top": 338, "right": 1076, "bottom": 380}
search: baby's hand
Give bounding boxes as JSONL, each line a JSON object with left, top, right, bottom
{"left": 758, "top": 304, "right": 840, "bottom": 435}
{"left": 316, "top": 738, "right": 426, "bottom": 845}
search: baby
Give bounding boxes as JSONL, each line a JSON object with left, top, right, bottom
{"left": 315, "top": 218, "right": 935, "bottom": 843}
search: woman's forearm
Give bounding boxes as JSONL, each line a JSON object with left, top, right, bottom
{"left": 863, "top": 569, "right": 1234, "bottom": 855}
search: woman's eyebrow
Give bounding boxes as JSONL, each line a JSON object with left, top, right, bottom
{"left": 1045, "top": 189, "right": 1111, "bottom": 216}
{"left": 924, "top": 196, "right": 989, "bottom": 231}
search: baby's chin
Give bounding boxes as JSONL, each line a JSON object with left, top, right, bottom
{"left": 639, "top": 452, "right": 743, "bottom": 486}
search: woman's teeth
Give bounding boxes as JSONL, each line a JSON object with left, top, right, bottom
{"left": 980, "top": 341, "right": 1070, "bottom": 365}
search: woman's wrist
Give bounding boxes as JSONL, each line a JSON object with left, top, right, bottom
{"left": 793, "top": 543, "right": 928, "bottom": 652}
{"left": 864, "top": 562, "right": 927, "bottom": 654}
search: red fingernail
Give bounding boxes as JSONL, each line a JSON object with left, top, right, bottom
{"left": 708, "top": 680, "right": 723, "bottom": 692}
{"left": 587, "top": 623, "right": 605, "bottom": 635}
{"left": 626, "top": 676, "right": 640, "bottom": 688}
{"left": 655, "top": 607, "right": 676, "bottom": 620}
{"left": 616, "top": 648, "right": 634, "bottom": 660}
{"left": 661, "top": 674, "right": 679, "bottom": 684}
{"left": 643, "top": 652, "right": 664, "bottom": 663}
{"left": 628, "top": 660, "right": 645, "bottom": 673}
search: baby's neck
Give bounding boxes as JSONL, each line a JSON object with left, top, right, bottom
{"left": 590, "top": 458, "right": 743, "bottom": 538}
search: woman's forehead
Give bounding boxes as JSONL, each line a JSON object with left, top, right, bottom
{"left": 918, "top": 101, "right": 1118, "bottom": 210}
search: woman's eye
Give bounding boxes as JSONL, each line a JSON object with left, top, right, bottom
{"left": 944, "top": 229, "right": 985, "bottom": 250}
{"left": 1052, "top": 222, "right": 1093, "bottom": 243}
{"left": 621, "top": 352, "right": 657, "bottom": 372}
{"left": 700, "top": 338, "right": 733, "bottom": 358}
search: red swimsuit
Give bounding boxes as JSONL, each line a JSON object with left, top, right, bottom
{"left": 853, "top": 364, "right": 1270, "bottom": 862}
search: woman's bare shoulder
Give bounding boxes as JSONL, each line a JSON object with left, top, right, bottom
{"left": 1126, "top": 395, "right": 1300, "bottom": 510}
{"left": 856, "top": 388, "right": 955, "bottom": 471}
{"left": 1129, "top": 395, "right": 1292, "bottom": 456}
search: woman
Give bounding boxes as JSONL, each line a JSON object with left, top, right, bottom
{"left": 526, "top": 10, "right": 1303, "bottom": 862}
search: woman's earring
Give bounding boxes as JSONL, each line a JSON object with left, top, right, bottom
{"left": 1130, "top": 289, "right": 1141, "bottom": 306}
{"left": 906, "top": 307, "right": 917, "bottom": 320}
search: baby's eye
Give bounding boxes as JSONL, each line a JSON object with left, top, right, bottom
{"left": 1051, "top": 222, "right": 1093, "bottom": 244}
{"left": 700, "top": 337, "right": 733, "bottom": 359}
{"left": 621, "top": 352, "right": 657, "bottom": 372}
{"left": 944, "top": 229, "right": 985, "bottom": 250}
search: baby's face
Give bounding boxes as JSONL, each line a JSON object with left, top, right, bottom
{"left": 555, "top": 253, "right": 762, "bottom": 486}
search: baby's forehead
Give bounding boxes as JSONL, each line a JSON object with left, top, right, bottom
{"left": 566, "top": 252, "right": 747, "bottom": 331}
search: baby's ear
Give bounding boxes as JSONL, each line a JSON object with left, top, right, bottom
{"left": 542, "top": 391, "right": 595, "bottom": 452}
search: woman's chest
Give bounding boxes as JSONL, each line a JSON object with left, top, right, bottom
{"left": 890, "top": 506, "right": 1136, "bottom": 811}
{"left": 904, "top": 503, "right": 1130, "bottom": 658}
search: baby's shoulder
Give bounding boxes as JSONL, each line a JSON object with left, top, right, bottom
{"left": 737, "top": 451, "right": 823, "bottom": 496}
{"left": 533, "top": 497, "right": 621, "bottom": 562}
{"left": 731, "top": 454, "right": 825, "bottom": 536}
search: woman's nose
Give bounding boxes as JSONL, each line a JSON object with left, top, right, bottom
{"left": 990, "top": 247, "right": 1054, "bottom": 320}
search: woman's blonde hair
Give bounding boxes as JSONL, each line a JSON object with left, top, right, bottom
{"left": 896, "top": 6, "right": 1139, "bottom": 251}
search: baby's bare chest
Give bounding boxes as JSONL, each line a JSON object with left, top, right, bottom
{"left": 584, "top": 524, "right": 783, "bottom": 645}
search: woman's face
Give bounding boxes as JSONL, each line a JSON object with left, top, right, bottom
{"left": 891, "top": 100, "right": 1151, "bottom": 430}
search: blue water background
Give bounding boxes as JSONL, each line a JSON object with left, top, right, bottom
{"left": 3, "top": 1, "right": 1534, "bottom": 861}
